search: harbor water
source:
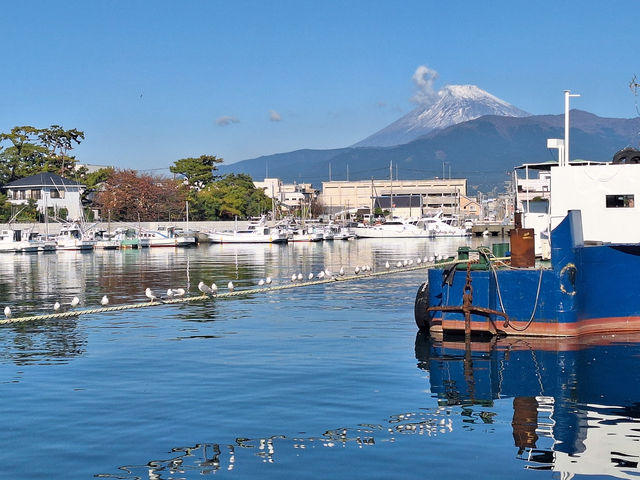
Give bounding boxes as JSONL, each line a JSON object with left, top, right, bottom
{"left": 1, "top": 237, "right": 638, "bottom": 479}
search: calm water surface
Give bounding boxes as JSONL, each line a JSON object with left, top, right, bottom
{"left": 0, "top": 238, "right": 638, "bottom": 479}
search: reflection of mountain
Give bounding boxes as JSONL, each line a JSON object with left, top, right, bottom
{"left": 417, "top": 332, "right": 640, "bottom": 477}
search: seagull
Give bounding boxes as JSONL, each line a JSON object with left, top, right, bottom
{"left": 100, "top": 295, "right": 109, "bottom": 306}
{"left": 173, "top": 288, "right": 185, "bottom": 297}
{"left": 408, "top": 260, "right": 414, "bottom": 266}
{"left": 403, "top": 260, "right": 408, "bottom": 267}
{"left": 417, "top": 258, "right": 422, "bottom": 264}
{"left": 265, "top": 277, "right": 272, "bottom": 285}
{"left": 70, "top": 296, "right": 80, "bottom": 308}
{"left": 385, "top": 261, "right": 390, "bottom": 270}
{"left": 354, "top": 266, "right": 360, "bottom": 275}
{"left": 3, "top": 306, "right": 10, "bottom": 319}
{"left": 258, "top": 279, "right": 265, "bottom": 286}
{"left": 318, "top": 271, "right": 325, "bottom": 279}
{"left": 145, "top": 288, "right": 158, "bottom": 302}
{"left": 423, "top": 257, "right": 429, "bottom": 263}
{"left": 53, "top": 302, "right": 61, "bottom": 311}
{"left": 339, "top": 267, "right": 345, "bottom": 276}
{"left": 198, "top": 281, "right": 213, "bottom": 295}
{"left": 324, "top": 269, "right": 332, "bottom": 278}
{"left": 308, "top": 272, "right": 314, "bottom": 280}
{"left": 227, "top": 281, "right": 234, "bottom": 292}
{"left": 291, "top": 273, "right": 297, "bottom": 282}
{"left": 211, "top": 283, "right": 218, "bottom": 294}
{"left": 429, "top": 256, "right": 435, "bottom": 263}
{"left": 297, "top": 273, "right": 303, "bottom": 281}
{"left": 396, "top": 261, "right": 403, "bottom": 268}
{"left": 166, "top": 289, "right": 174, "bottom": 298}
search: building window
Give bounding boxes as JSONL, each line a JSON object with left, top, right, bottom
{"left": 606, "top": 194, "right": 634, "bottom": 208}
{"left": 50, "top": 189, "right": 65, "bottom": 199}
{"left": 31, "top": 189, "right": 41, "bottom": 200}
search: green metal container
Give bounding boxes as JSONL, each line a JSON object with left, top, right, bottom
{"left": 492, "top": 242, "right": 510, "bottom": 258}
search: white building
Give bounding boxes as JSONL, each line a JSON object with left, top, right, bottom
{"left": 4, "top": 172, "right": 85, "bottom": 220}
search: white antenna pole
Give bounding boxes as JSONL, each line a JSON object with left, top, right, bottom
{"left": 563, "top": 90, "right": 580, "bottom": 166}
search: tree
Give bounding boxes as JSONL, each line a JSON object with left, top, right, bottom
{"left": 38, "top": 125, "right": 85, "bottom": 175}
{"left": 0, "top": 126, "right": 49, "bottom": 185}
{"left": 194, "top": 173, "right": 271, "bottom": 219}
{"left": 93, "top": 169, "right": 186, "bottom": 221}
{"left": 169, "top": 154, "right": 223, "bottom": 191}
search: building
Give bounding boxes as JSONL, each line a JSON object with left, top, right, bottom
{"left": 254, "top": 178, "right": 319, "bottom": 214}
{"left": 320, "top": 178, "right": 467, "bottom": 217}
{"left": 4, "top": 172, "right": 85, "bottom": 220}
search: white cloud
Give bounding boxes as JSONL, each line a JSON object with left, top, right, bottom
{"left": 216, "top": 116, "right": 240, "bottom": 126}
{"left": 411, "top": 65, "right": 440, "bottom": 105}
{"left": 269, "top": 110, "right": 282, "bottom": 122}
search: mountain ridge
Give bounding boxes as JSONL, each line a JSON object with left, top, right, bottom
{"left": 220, "top": 110, "right": 640, "bottom": 193}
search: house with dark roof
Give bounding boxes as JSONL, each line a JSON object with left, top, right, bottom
{"left": 4, "top": 172, "right": 85, "bottom": 220}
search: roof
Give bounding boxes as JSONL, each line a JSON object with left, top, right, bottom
{"left": 514, "top": 160, "right": 605, "bottom": 171}
{"left": 5, "top": 172, "right": 84, "bottom": 188}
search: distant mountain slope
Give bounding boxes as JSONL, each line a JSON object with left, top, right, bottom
{"left": 220, "top": 110, "right": 640, "bottom": 193}
{"left": 353, "top": 85, "right": 530, "bottom": 147}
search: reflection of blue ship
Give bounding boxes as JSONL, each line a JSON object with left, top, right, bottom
{"left": 416, "top": 332, "right": 640, "bottom": 477}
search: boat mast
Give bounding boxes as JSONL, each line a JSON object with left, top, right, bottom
{"left": 389, "top": 160, "right": 393, "bottom": 219}
{"left": 563, "top": 90, "right": 580, "bottom": 167}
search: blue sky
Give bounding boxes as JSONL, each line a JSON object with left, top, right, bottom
{"left": 1, "top": 1, "right": 638, "bottom": 173}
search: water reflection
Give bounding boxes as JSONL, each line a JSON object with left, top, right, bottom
{"left": 99, "top": 409, "right": 454, "bottom": 479}
{"left": 417, "top": 332, "right": 640, "bottom": 478}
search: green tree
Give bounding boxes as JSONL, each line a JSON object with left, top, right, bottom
{"left": 194, "top": 173, "right": 270, "bottom": 219}
{"left": 38, "top": 125, "right": 85, "bottom": 175}
{"left": 0, "top": 126, "right": 49, "bottom": 185}
{"left": 169, "top": 154, "right": 223, "bottom": 191}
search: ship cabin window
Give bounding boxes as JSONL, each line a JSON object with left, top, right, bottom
{"left": 606, "top": 194, "right": 634, "bottom": 208}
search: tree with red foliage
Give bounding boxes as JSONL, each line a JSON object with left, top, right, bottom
{"left": 94, "top": 169, "right": 186, "bottom": 221}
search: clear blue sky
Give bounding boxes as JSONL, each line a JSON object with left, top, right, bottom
{"left": 1, "top": 0, "right": 638, "bottom": 173}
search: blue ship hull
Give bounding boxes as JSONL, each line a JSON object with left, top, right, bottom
{"left": 416, "top": 210, "right": 640, "bottom": 336}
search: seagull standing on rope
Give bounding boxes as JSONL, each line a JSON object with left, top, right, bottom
{"left": 228, "top": 281, "right": 234, "bottom": 292}
{"left": 100, "top": 295, "right": 109, "bottom": 306}
{"left": 53, "top": 302, "right": 61, "bottom": 311}
{"left": 211, "top": 283, "right": 218, "bottom": 295}
{"left": 3, "top": 306, "right": 10, "bottom": 319}
{"left": 198, "top": 281, "right": 213, "bottom": 295}
{"left": 174, "top": 288, "right": 185, "bottom": 296}
{"left": 145, "top": 288, "right": 158, "bottom": 302}
{"left": 265, "top": 277, "right": 272, "bottom": 285}
{"left": 70, "top": 296, "right": 80, "bottom": 308}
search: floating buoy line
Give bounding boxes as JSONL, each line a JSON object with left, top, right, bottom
{"left": 0, "top": 257, "right": 469, "bottom": 326}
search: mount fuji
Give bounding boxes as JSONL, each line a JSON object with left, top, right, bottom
{"left": 353, "top": 84, "right": 530, "bottom": 147}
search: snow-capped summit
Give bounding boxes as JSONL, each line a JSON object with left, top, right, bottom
{"left": 354, "top": 84, "right": 530, "bottom": 147}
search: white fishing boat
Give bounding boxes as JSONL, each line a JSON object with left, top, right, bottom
{"left": 55, "top": 222, "right": 96, "bottom": 251}
{"left": 289, "top": 227, "right": 324, "bottom": 242}
{"left": 422, "top": 211, "right": 471, "bottom": 237}
{"left": 208, "top": 216, "right": 288, "bottom": 244}
{"left": 27, "top": 232, "right": 57, "bottom": 252}
{"left": 0, "top": 229, "right": 40, "bottom": 253}
{"left": 91, "top": 230, "right": 120, "bottom": 250}
{"left": 139, "top": 226, "right": 196, "bottom": 247}
{"left": 112, "top": 227, "right": 149, "bottom": 249}
{"left": 353, "top": 217, "right": 431, "bottom": 239}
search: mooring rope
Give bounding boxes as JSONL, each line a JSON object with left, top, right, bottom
{"left": 0, "top": 256, "right": 514, "bottom": 326}
{"left": 0, "top": 260, "right": 460, "bottom": 325}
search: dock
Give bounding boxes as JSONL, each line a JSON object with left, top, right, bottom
{"left": 471, "top": 223, "right": 513, "bottom": 237}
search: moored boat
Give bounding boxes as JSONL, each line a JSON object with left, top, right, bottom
{"left": 207, "top": 216, "right": 288, "bottom": 244}
{"left": 139, "top": 226, "right": 196, "bottom": 247}
{"left": 55, "top": 222, "right": 96, "bottom": 251}
{"left": 415, "top": 91, "right": 640, "bottom": 338}
{"left": 353, "top": 217, "right": 431, "bottom": 238}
